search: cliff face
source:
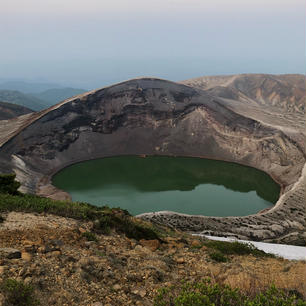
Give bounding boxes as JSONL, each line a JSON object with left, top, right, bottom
{"left": 0, "top": 76, "right": 305, "bottom": 244}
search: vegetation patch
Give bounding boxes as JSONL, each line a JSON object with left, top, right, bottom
{"left": 208, "top": 250, "right": 228, "bottom": 262}
{"left": 190, "top": 239, "right": 275, "bottom": 262}
{"left": 0, "top": 279, "right": 40, "bottom": 306}
{"left": 0, "top": 192, "right": 106, "bottom": 220}
{"left": 154, "top": 279, "right": 306, "bottom": 306}
{"left": 0, "top": 174, "right": 161, "bottom": 240}
{"left": 93, "top": 212, "right": 160, "bottom": 240}
{"left": 82, "top": 231, "right": 98, "bottom": 242}
{"left": 203, "top": 240, "right": 274, "bottom": 258}
{"left": 0, "top": 192, "right": 160, "bottom": 240}
{"left": 0, "top": 174, "right": 21, "bottom": 196}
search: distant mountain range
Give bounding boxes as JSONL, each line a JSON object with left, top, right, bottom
{"left": 31, "top": 88, "right": 86, "bottom": 106}
{"left": 0, "top": 81, "right": 87, "bottom": 112}
{"left": 0, "top": 80, "right": 63, "bottom": 93}
{"left": 0, "top": 90, "right": 45, "bottom": 111}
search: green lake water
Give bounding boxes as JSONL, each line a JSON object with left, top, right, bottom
{"left": 52, "top": 156, "right": 280, "bottom": 216}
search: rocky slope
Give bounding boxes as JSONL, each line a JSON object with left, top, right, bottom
{"left": 0, "top": 212, "right": 305, "bottom": 306}
{"left": 0, "top": 75, "right": 305, "bottom": 244}
{"left": 0, "top": 101, "right": 33, "bottom": 120}
{"left": 182, "top": 74, "right": 306, "bottom": 114}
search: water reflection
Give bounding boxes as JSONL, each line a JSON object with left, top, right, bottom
{"left": 52, "top": 156, "right": 280, "bottom": 216}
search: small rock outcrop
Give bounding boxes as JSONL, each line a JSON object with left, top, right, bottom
{"left": 0, "top": 248, "right": 21, "bottom": 259}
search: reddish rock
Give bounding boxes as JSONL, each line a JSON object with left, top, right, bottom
{"left": 139, "top": 239, "right": 160, "bottom": 251}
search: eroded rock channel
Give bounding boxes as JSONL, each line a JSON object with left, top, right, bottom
{"left": 0, "top": 76, "right": 305, "bottom": 245}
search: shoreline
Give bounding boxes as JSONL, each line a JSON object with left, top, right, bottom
{"left": 41, "top": 153, "right": 286, "bottom": 216}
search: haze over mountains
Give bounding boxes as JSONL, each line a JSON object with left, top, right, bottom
{"left": 0, "top": 80, "right": 86, "bottom": 112}
{"left": 0, "top": 80, "right": 63, "bottom": 93}
{"left": 0, "top": 90, "right": 45, "bottom": 111}
{"left": 31, "top": 88, "right": 86, "bottom": 106}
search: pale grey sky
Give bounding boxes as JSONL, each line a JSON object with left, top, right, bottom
{"left": 2, "top": 0, "right": 304, "bottom": 14}
{"left": 1, "top": 0, "right": 305, "bottom": 88}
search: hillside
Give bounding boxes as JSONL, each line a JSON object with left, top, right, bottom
{"left": 0, "top": 211, "right": 305, "bottom": 306}
{"left": 0, "top": 183, "right": 305, "bottom": 306}
{"left": 0, "top": 90, "right": 45, "bottom": 111}
{"left": 0, "top": 76, "right": 304, "bottom": 245}
{"left": 0, "top": 101, "right": 33, "bottom": 120}
{"left": 182, "top": 74, "right": 306, "bottom": 113}
{"left": 0, "top": 86, "right": 87, "bottom": 110}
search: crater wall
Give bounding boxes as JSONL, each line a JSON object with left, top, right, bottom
{"left": 0, "top": 76, "right": 305, "bottom": 245}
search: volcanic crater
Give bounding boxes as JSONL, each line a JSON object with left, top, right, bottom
{"left": 0, "top": 74, "right": 305, "bottom": 245}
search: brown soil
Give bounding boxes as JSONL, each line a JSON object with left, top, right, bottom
{"left": 0, "top": 212, "right": 305, "bottom": 306}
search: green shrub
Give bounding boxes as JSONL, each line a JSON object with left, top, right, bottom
{"left": 154, "top": 279, "right": 306, "bottom": 306}
{"left": 0, "top": 192, "right": 107, "bottom": 221}
{"left": 0, "top": 174, "right": 21, "bottom": 195}
{"left": 93, "top": 213, "right": 160, "bottom": 240}
{"left": 1, "top": 279, "right": 40, "bottom": 306}
{"left": 0, "top": 190, "right": 161, "bottom": 240}
{"left": 251, "top": 285, "right": 306, "bottom": 306}
{"left": 95, "top": 214, "right": 112, "bottom": 234}
{"left": 82, "top": 231, "right": 98, "bottom": 242}
{"left": 0, "top": 176, "right": 163, "bottom": 241}
{"left": 208, "top": 250, "right": 228, "bottom": 262}
{"left": 203, "top": 240, "right": 273, "bottom": 258}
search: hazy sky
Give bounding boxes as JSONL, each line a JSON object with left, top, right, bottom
{"left": 1, "top": 0, "right": 305, "bottom": 88}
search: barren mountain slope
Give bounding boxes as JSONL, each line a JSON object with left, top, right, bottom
{"left": 182, "top": 74, "right": 306, "bottom": 150}
{"left": 182, "top": 74, "right": 306, "bottom": 114}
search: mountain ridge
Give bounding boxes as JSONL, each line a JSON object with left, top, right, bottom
{"left": 31, "top": 87, "right": 87, "bottom": 107}
{"left": 182, "top": 73, "right": 306, "bottom": 113}
{"left": 0, "top": 90, "right": 45, "bottom": 111}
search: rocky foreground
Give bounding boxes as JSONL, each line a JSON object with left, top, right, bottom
{"left": 0, "top": 212, "right": 305, "bottom": 306}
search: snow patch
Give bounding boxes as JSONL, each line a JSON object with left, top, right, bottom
{"left": 193, "top": 234, "right": 306, "bottom": 261}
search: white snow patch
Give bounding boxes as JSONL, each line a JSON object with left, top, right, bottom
{"left": 193, "top": 235, "right": 306, "bottom": 261}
